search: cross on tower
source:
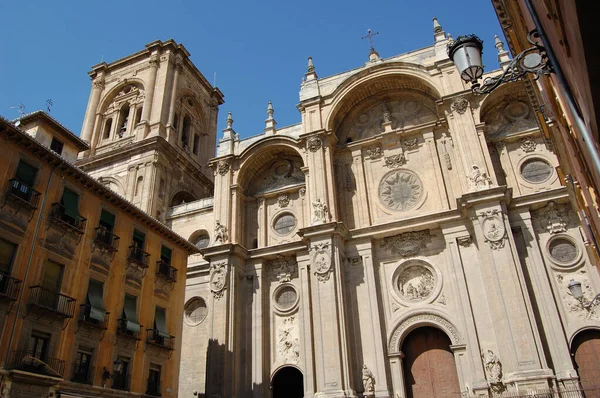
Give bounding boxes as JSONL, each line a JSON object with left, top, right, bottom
{"left": 361, "top": 29, "right": 380, "bottom": 54}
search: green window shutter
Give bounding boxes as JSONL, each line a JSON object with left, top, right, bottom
{"left": 123, "top": 294, "right": 140, "bottom": 333}
{"left": 0, "top": 239, "right": 17, "bottom": 273}
{"left": 154, "top": 307, "right": 169, "bottom": 338}
{"left": 87, "top": 279, "right": 106, "bottom": 321}
{"left": 160, "top": 246, "right": 172, "bottom": 261}
{"left": 42, "top": 260, "right": 63, "bottom": 293}
{"left": 132, "top": 229, "right": 145, "bottom": 247}
{"left": 15, "top": 161, "right": 37, "bottom": 187}
{"left": 100, "top": 210, "right": 116, "bottom": 229}
{"left": 61, "top": 188, "right": 81, "bottom": 220}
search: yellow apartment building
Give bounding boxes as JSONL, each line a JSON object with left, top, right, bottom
{"left": 0, "top": 112, "right": 197, "bottom": 398}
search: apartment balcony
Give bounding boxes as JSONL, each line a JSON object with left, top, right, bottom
{"left": 112, "top": 373, "right": 131, "bottom": 391}
{"left": 78, "top": 304, "right": 109, "bottom": 330}
{"left": 127, "top": 245, "right": 149, "bottom": 268}
{"left": 116, "top": 318, "right": 142, "bottom": 341}
{"left": 146, "top": 329, "right": 174, "bottom": 351}
{"left": 49, "top": 203, "right": 86, "bottom": 235}
{"left": 5, "top": 179, "right": 41, "bottom": 210}
{"left": 27, "top": 285, "right": 76, "bottom": 319}
{"left": 0, "top": 271, "right": 21, "bottom": 301}
{"left": 156, "top": 260, "right": 177, "bottom": 283}
{"left": 7, "top": 349, "right": 65, "bottom": 378}
{"left": 93, "top": 227, "right": 120, "bottom": 252}
{"left": 146, "top": 382, "right": 161, "bottom": 397}
{"left": 72, "top": 365, "right": 95, "bottom": 385}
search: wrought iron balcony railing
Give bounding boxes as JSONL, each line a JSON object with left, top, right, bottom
{"left": 49, "top": 203, "right": 86, "bottom": 234}
{"left": 156, "top": 260, "right": 177, "bottom": 282}
{"left": 28, "top": 285, "right": 76, "bottom": 318}
{"left": 78, "top": 304, "right": 110, "bottom": 330}
{"left": 6, "top": 179, "right": 41, "bottom": 209}
{"left": 116, "top": 318, "right": 142, "bottom": 340}
{"left": 0, "top": 270, "right": 21, "bottom": 301}
{"left": 72, "top": 365, "right": 94, "bottom": 384}
{"left": 127, "top": 245, "right": 149, "bottom": 268}
{"left": 93, "top": 227, "right": 120, "bottom": 252}
{"left": 146, "top": 329, "right": 174, "bottom": 350}
{"left": 7, "top": 349, "right": 65, "bottom": 378}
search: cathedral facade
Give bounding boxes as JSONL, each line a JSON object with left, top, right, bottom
{"left": 77, "top": 23, "right": 600, "bottom": 398}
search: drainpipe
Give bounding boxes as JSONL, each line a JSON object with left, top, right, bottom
{"left": 3, "top": 166, "right": 56, "bottom": 367}
{"left": 524, "top": 0, "right": 600, "bottom": 177}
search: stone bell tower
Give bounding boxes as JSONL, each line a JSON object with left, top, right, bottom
{"left": 77, "top": 39, "right": 224, "bottom": 220}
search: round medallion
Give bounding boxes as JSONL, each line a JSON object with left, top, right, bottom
{"left": 482, "top": 216, "right": 505, "bottom": 242}
{"left": 520, "top": 158, "right": 553, "bottom": 183}
{"left": 184, "top": 297, "right": 208, "bottom": 325}
{"left": 357, "top": 113, "right": 370, "bottom": 124}
{"left": 273, "top": 213, "right": 296, "bottom": 236}
{"left": 503, "top": 101, "right": 529, "bottom": 121}
{"left": 272, "top": 160, "right": 292, "bottom": 177}
{"left": 396, "top": 264, "right": 436, "bottom": 303}
{"left": 314, "top": 252, "right": 330, "bottom": 274}
{"left": 274, "top": 285, "right": 298, "bottom": 311}
{"left": 548, "top": 237, "right": 579, "bottom": 264}
{"left": 379, "top": 170, "right": 423, "bottom": 211}
{"left": 210, "top": 269, "right": 226, "bottom": 292}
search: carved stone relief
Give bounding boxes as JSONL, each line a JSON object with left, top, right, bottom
{"left": 210, "top": 262, "right": 228, "bottom": 299}
{"left": 270, "top": 255, "right": 297, "bottom": 283}
{"left": 365, "top": 146, "right": 382, "bottom": 159}
{"left": 249, "top": 158, "right": 305, "bottom": 195}
{"left": 217, "top": 160, "right": 230, "bottom": 176}
{"left": 483, "top": 100, "right": 537, "bottom": 138}
{"left": 439, "top": 132, "right": 453, "bottom": 170}
{"left": 311, "top": 199, "right": 330, "bottom": 225}
{"left": 482, "top": 349, "right": 504, "bottom": 392}
{"left": 310, "top": 242, "right": 332, "bottom": 282}
{"left": 519, "top": 136, "right": 537, "bottom": 152}
{"left": 213, "top": 221, "right": 229, "bottom": 245}
{"left": 396, "top": 264, "right": 436, "bottom": 303}
{"left": 277, "top": 193, "right": 290, "bottom": 208}
{"left": 451, "top": 97, "right": 469, "bottom": 114}
{"left": 404, "top": 137, "right": 418, "bottom": 149}
{"left": 556, "top": 272, "right": 599, "bottom": 320}
{"left": 276, "top": 316, "right": 300, "bottom": 364}
{"left": 378, "top": 170, "right": 423, "bottom": 211}
{"left": 389, "top": 313, "right": 462, "bottom": 352}
{"left": 382, "top": 230, "right": 431, "bottom": 257}
{"left": 362, "top": 364, "right": 375, "bottom": 396}
{"left": 467, "top": 164, "right": 492, "bottom": 191}
{"left": 479, "top": 210, "right": 507, "bottom": 250}
{"left": 384, "top": 154, "right": 406, "bottom": 169}
{"left": 306, "top": 136, "right": 322, "bottom": 152}
{"left": 534, "top": 201, "right": 568, "bottom": 235}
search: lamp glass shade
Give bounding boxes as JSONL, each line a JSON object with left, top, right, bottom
{"left": 568, "top": 279, "right": 583, "bottom": 299}
{"left": 448, "top": 35, "right": 484, "bottom": 83}
{"left": 113, "top": 358, "right": 123, "bottom": 374}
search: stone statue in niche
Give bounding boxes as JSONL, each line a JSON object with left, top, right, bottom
{"left": 468, "top": 164, "right": 492, "bottom": 191}
{"left": 482, "top": 350, "right": 503, "bottom": 383}
{"left": 397, "top": 265, "right": 435, "bottom": 302}
{"left": 214, "top": 221, "right": 229, "bottom": 245}
{"left": 362, "top": 364, "right": 375, "bottom": 395}
{"left": 311, "top": 199, "right": 330, "bottom": 225}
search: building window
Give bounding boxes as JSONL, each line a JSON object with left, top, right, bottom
{"left": 118, "top": 105, "right": 130, "bottom": 137}
{"left": 152, "top": 306, "right": 170, "bottom": 345}
{"left": 28, "top": 332, "right": 50, "bottom": 361}
{"left": 181, "top": 116, "right": 191, "bottom": 148}
{"left": 50, "top": 138, "right": 64, "bottom": 155}
{"left": 173, "top": 113, "right": 179, "bottom": 130}
{"left": 39, "top": 260, "right": 64, "bottom": 309}
{"left": 103, "top": 118, "right": 113, "bottom": 139}
{"left": 84, "top": 279, "right": 107, "bottom": 324}
{"left": 132, "top": 229, "right": 145, "bottom": 249}
{"left": 112, "top": 357, "right": 130, "bottom": 390}
{"left": 146, "top": 364, "right": 161, "bottom": 396}
{"left": 184, "top": 297, "right": 208, "bottom": 325}
{"left": 191, "top": 232, "right": 210, "bottom": 249}
{"left": 273, "top": 213, "right": 297, "bottom": 236}
{"left": 119, "top": 294, "right": 141, "bottom": 336}
{"left": 72, "top": 349, "right": 93, "bottom": 383}
{"left": 192, "top": 134, "right": 199, "bottom": 155}
{"left": 135, "top": 107, "right": 143, "bottom": 125}
{"left": 96, "top": 209, "right": 116, "bottom": 247}
{"left": 0, "top": 238, "right": 17, "bottom": 275}
{"left": 520, "top": 158, "right": 553, "bottom": 183}
{"left": 11, "top": 160, "right": 38, "bottom": 203}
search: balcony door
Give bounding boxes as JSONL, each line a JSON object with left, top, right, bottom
{"left": 41, "top": 260, "right": 63, "bottom": 309}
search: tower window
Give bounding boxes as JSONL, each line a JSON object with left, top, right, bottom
{"left": 181, "top": 116, "right": 191, "bottom": 148}
{"left": 193, "top": 134, "right": 199, "bottom": 155}
{"left": 103, "top": 118, "right": 112, "bottom": 139}
{"left": 173, "top": 113, "right": 179, "bottom": 130}
{"left": 135, "top": 107, "right": 143, "bottom": 125}
{"left": 50, "top": 138, "right": 64, "bottom": 155}
{"left": 118, "top": 105, "right": 130, "bottom": 137}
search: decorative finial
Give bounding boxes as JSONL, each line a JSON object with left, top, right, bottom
{"left": 433, "top": 17, "right": 442, "bottom": 33}
{"left": 226, "top": 111, "right": 233, "bottom": 129}
{"left": 494, "top": 34, "right": 505, "bottom": 53}
{"left": 264, "top": 102, "right": 277, "bottom": 134}
{"left": 447, "top": 33, "right": 454, "bottom": 45}
{"left": 307, "top": 57, "right": 315, "bottom": 73}
{"left": 361, "top": 29, "right": 380, "bottom": 61}
{"left": 266, "top": 101, "right": 274, "bottom": 119}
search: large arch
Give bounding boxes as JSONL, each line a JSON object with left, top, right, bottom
{"left": 271, "top": 365, "right": 304, "bottom": 398}
{"left": 388, "top": 310, "right": 463, "bottom": 354}
{"left": 570, "top": 327, "right": 600, "bottom": 393}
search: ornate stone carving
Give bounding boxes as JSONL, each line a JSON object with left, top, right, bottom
{"left": 311, "top": 199, "right": 330, "bottom": 225}
{"left": 277, "top": 193, "right": 290, "bottom": 208}
{"left": 482, "top": 350, "right": 504, "bottom": 392}
{"left": 362, "top": 364, "right": 375, "bottom": 396}
{"left": 93, "top": 79, "right": 105, "bottom": 90}
{"left": 271, "top": 255, "right": 297, "bottom": 283}
{"left": 306, "top": 136, "right": 322, "bottom": 152}
{"left": 440, "top": 133, "right": 453, "bottom": 170}
{"left": 534, "top": 201, "right": 568, "bottom": 234}
{"left": 250, "top": 158, "right": 305, "bottom": 195}
{"left": 382, "top": 230, "right": 431, "bottom": 257}
{"left": 210, "top": 262, "right": 228, "bottom": 299}
{"left": 349, "top": 256, "right": 363, "bottom": 267}
{"left": 457, "top": 236, "right": 472, "bottom": 247}
{"left": 397, "top": 264, "right": 435, "bottom": 303}
{"left": 451, "top": 97, "right": 469, "bottom": 114}
{"left": 519, "top": 136, "right": 537, "bottom": 152}
{"left": 404, "top": 137, "right": 418, "bottom": 149}
{"left": 389, "top": 313, "right": 462, "bottom": 352}
{"left": 556, "top": 273, "right": 599, "bottom": 320}
{"left": 277, "top": 316, "right": 300, "bottom": 364}
{"left": 299, "top": 187, "right": 306, "bottom": 197}
{"left": 378, "top": 170, "right": 423, "bottom": 211}
{"left": 479, "top": 210, "right": 507, "bottom": 250}
{"left": 384, "top": 154, "right": 406, "bottom": 169}
{"left": 217, "top": 160, "right": 230, "bottom": 176}
{"left": 484, "top": 100, "right": 537, "bottom": 137}
{"left": 366, "top": 146, "right": 382, "bottom": 159}
{"left": 467, "top": 164, "right": 492, "bottom": 191}
{"left": 213, "top": 221, "right": 229, "bottom": 245}
{"left": 438, "top": 293, "right": 447, "bottom": 305}
{"left": 310, "top": 242, "right": 332, "bottom": 282}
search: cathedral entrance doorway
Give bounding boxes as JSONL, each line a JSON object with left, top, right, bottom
{"left": 572, "top": 329, "right": 600, "bottom": 396}
{"left": 402, "top": 326, "right": 461, "bottom": 398}
{"left": 272, "top": 366, "right": 303, "bottom": 398}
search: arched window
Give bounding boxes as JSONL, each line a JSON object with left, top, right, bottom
{"left": 181, "top": 116, "right": 191, "bottom": 148}
{"left": 190, "top": 231, "right": 210, "bottom": 249}
{"left": 135, "top": 107, "right": 143, "bottom": 125}
{"left": 103, "top": 118, "right": 113, "bottom": 139}
{"left": 135, "top": 176, "right": 143, "bottom": 196}
{"left": 171, "top": 191, "right": 196, "bottom": 206}
{"left": 118, "top": 105, "right": 130, "bottom": 137}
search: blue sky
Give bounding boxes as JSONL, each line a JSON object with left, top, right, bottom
{"left": 0, "top": 1, "right": 506, "bottom": 140}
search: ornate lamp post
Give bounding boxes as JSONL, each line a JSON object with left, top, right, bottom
{"left": 447, "top": 30, "right": 552, "bottom": 94}
{"left": 102, "top": 358, "right": 123, "bottom": 384}
{"left": 568, "top": 279, "right": 600, "bottom": 310}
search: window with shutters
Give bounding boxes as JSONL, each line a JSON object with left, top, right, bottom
{"left": 146, "top": 364, "right": 161, "bottom": 396}
{"left": 8, "top": 160, "right": 40, "bottom": 207}
{"left": 94, "top": 209, "right": 119, "bottom": 251}
{"left": 0, "top": 238, "right": 18, "bottom": 299}
{"left": 50, "top": 187, "right": 86, "bottom": 232}
{"left": 81, "top": 279, "right": 108, "bottom": 327}
{"left": 50, "top": 138, "right": 64, "bottom": 155}
{"left": 118, "top": 294, "right": 141, "bottom": 338}
{"left": 157, "top": 245, "right": 176, "bottom": 282}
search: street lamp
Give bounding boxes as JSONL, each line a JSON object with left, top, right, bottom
{"left": 568, "top": 279, "right": 600, "bottom": 310}
{"left": 102, "top": 358, "right": 123, "bottom": 383}
{"left": 447, "top": 30, "right": 552, "bottom": 94}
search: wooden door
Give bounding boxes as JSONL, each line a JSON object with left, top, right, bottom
{"left": 572, "top": 329, "right": 600, "bottom": 397}
{"left": 402, "top": 326, "right": 461, "bottom": 398}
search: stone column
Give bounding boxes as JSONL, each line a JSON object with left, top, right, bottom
{"left": 81, "top": 75, "right": 105, "bottom": 143}
{"left": 298, "top": 252, "right": 315, "bottom": 396}
{"left": 167, "top": 58, "right": 182, "bottom": 142}
{"left": 140, "top": 54, "right": 160, "bottom": 137}
{"left": 305, "top": 133, "right": 336, "bottom": 223}
{"left": 212, "top": 158, "right": 232, "bottom": 244}
{"left": 423, "top": 130, "right": 450, "bottom": 210}
{"left": 388, "top": 352, "right": 405, "bottom": 398}
{"left": 251, "top": 265, "right": 264, "bottom": 398}
{"left": 351, "top": 147, "right": 372, "bottom": 226}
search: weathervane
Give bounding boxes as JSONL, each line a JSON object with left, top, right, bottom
{"left": 46, "top": 99, "right": 53, "bottom": 113}
{"left": 361, "top": 29, "right": 380, "bottom": 55}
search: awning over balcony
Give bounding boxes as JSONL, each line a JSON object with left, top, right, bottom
{"left": 154, "top": 307, "right": 169, "bottom": 339}
{"left": 87, "top": 279, "right": 106, "bottom": 322}
{"left": 123, "top": 294, "right": 140, "bottom": 333}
